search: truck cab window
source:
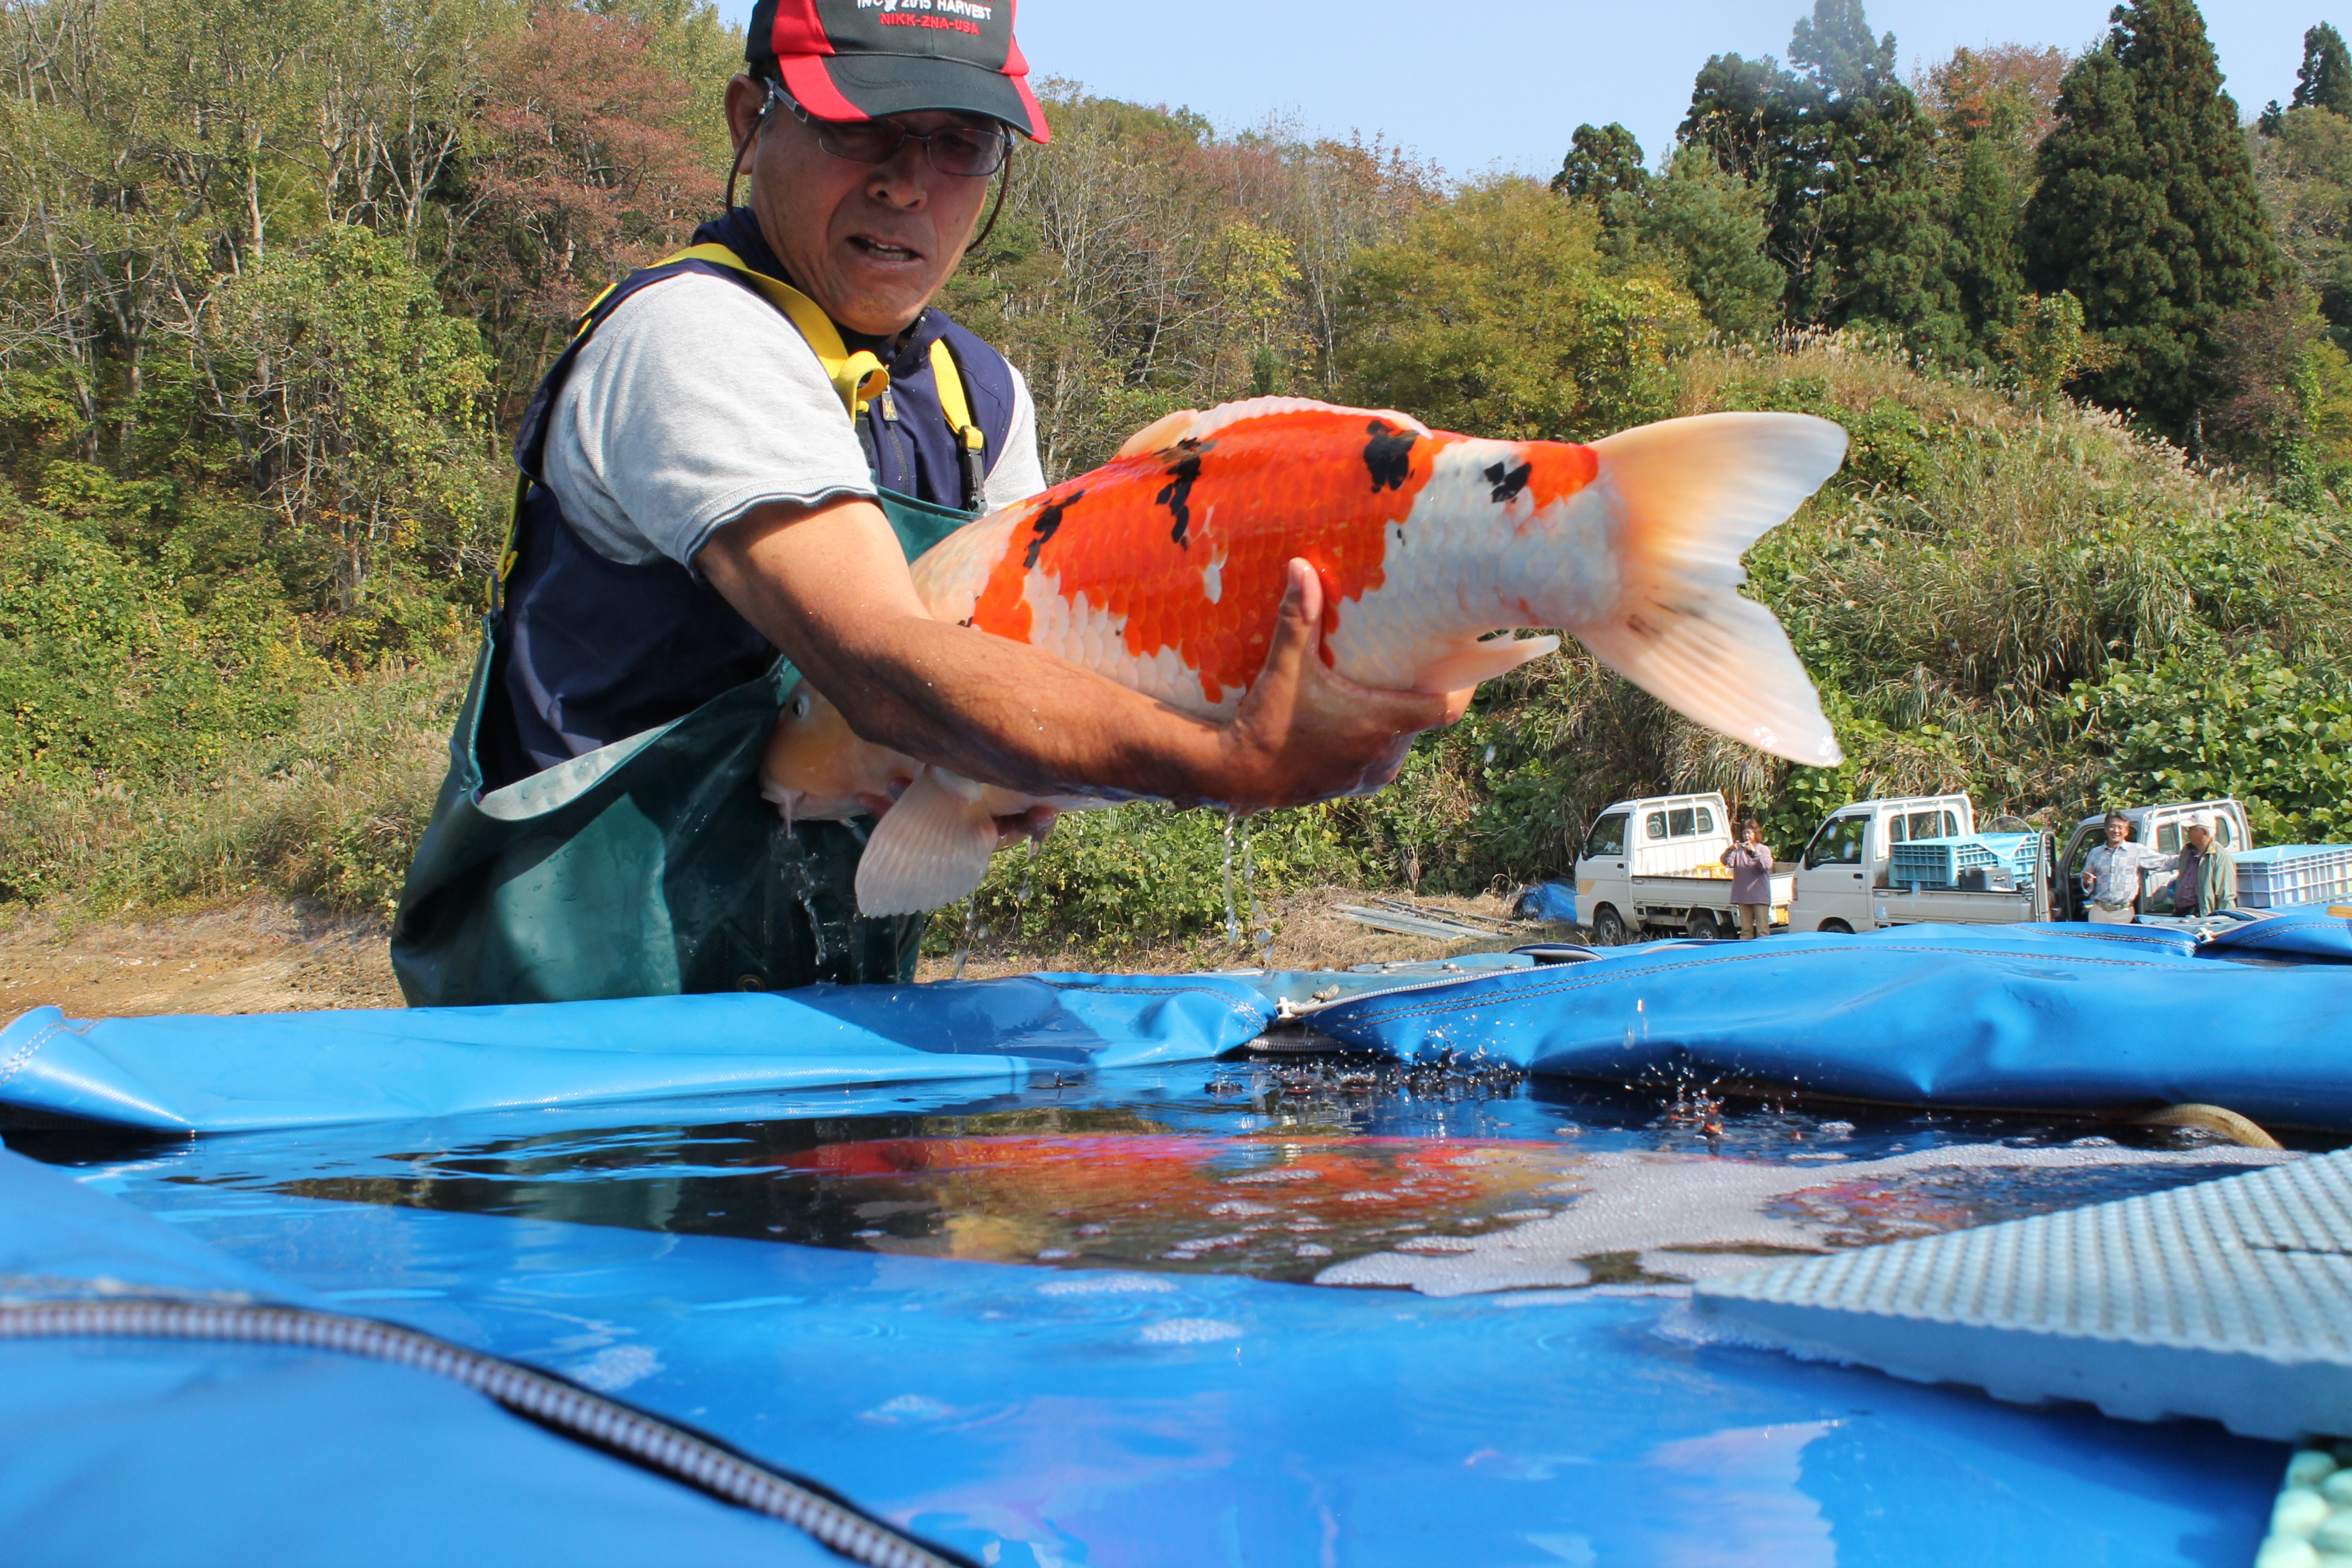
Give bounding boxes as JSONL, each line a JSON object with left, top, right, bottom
{"left": 1942, "top": 810, "right": 1960, "bottom": 837}
{"left": 2157, "top": 823, "right": 2180, "bottom": 852}
{"left": 1646, "top": 812, "right": 1667, "bottom": 841}
{"left": 2218, "top": 816, "right": 2237, "bottom": 847}
{"left": 1583, "top": 814, "right": 1628, "bottom": 859}
{"left": 1905, "top": 810, "right": 1946, "bottom": 842}
{"left": 1668, "top": 807, "right": 1696, "bottom": 837}
{"left": 1695, "top": 807, "right": 1715, "bottom": 834}
{"left": 1888, "top": 816, "right": 1907, "bottom": 845}
{"left": 1805, "top": 816, "right": 1869, "bottom": 868}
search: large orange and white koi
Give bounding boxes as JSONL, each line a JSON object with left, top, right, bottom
{"left": 763, "top": 397, "right": 1848, "bottom": 915}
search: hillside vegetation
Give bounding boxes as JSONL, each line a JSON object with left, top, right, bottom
{"left": 965, "top": 338, "right": 2352, "bottom": 955}
{"left": 5, "top": 0, "right": 2352, "bottom": 960}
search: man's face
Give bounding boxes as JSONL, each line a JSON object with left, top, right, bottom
{"left": 2104, "top": 819, "right": 2128, "bottom": 847}
{"left": 725, "top": 76, "right": 996, "bottom": 337}
{"left": 2185, "top": 825, "right": 2211, "bottom": 850}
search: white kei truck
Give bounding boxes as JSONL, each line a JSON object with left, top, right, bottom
{"left": 1570, "top": 792, "right": 1794, "bottom": 944}
{"left": 1571, "top": 791, "right": 2252, "bottom": 940}
{"left": 1788, "top": 793, "right": 2252, "bottom": 932}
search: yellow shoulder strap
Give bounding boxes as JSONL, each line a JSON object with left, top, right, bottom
{"left": 657, "top": 242, "right": 891, "bottom": 418}
{"left": 928, "top": 338, "right": 987, "bottom": 455}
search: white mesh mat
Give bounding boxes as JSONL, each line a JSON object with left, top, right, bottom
{"left": 1694, "top": 1148, "right": 2352, "bottom": 1440}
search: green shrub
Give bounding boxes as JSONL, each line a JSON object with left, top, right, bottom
{"left": 2069, "top": 646, "right": 2352, "bottom": 843}
{"left": 946, "top": 802, "right": 1364, "bottom": 957}
{"left": 0, "top": 508, "right": 321, "bottom": 792}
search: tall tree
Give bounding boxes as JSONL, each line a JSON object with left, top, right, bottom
{"left": 1337, "top": 178, "right": 1702, "bottom": 443}
{"left": 1679, "top": 0, "right": 1961, "bottom": 360}
{"left": 1640, "top": 148, "right": 1784, "bottom": 339}
{"left": 2021, "top": 0, "right": 2282, "bottom": 441}
{"left": 1949, "top": 132, "right": 2024, "bottom": 359}
{"left": 2294, "top": 23, "right": 2352, "bottom": 115}
{"left": 1915, "top": 43, "right": 2069, "bottom": 199}
{"left": 1552, "top": 123, "right": 1648, "bottom": 202}
{"left": 2251, "top": 104, "right": 2352, "bottom": 339}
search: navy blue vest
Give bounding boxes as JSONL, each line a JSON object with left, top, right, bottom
{"left": 481, "top": 209, "right": 1019, "bottom": 791}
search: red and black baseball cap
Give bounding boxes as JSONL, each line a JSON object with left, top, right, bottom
{"left": 747, "top": 0, "right": 1050, "bottom": 144}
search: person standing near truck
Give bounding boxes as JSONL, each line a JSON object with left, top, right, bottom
{"left": 2173, "top": 815, "right": 2237, "bottom": 917}
{"left": 1722, "top": 818, "right": 1774, "bottom": 939}
{"left": 2082, "top": 810, "right": 2174, "bottom": 924}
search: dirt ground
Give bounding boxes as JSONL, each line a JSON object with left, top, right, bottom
{"left": 0, "top": 888, "right": 1547, "bottom": 1021}
{"left": 0, "top": 899, "right": 409, "bottom": 1020}
{"left": 913, "top": 886, "right": 1539, "bottom": 982}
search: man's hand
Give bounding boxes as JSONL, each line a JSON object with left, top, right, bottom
{"left": 1210, "top": 559, "right": 1463, "bottom": 813}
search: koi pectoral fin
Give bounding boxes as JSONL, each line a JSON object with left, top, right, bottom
{"left": 1410, "top": 635, "right": 1560, "bottom": 694}
{"left": 854, "top": 767, "right": 1002, "bottom": 916}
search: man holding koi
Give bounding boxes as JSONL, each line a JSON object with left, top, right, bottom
{"left": 391, "top": 0, "right": 1456, "bottom": 1005}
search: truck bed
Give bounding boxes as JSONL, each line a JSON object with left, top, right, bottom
{"left": 1631, "top": 872, "right": 1796, "bottom": 913}
{"left": 1870, "top": 884, "right": 2039, "bottom": 925}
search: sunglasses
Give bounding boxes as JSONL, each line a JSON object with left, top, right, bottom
{"left": 764, "top": 83, "right": 1011, "bottom": 177}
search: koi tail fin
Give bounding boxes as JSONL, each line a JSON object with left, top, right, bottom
{"left": 854, "top": 767, "right": 999, "bottom": 916}
{"left": 1577, "top": 412, "right": 1848, "bottom": 767}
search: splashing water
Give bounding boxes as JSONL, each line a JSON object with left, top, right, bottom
{"left": 950, "top": 897, "right": 979, "bottom": 982}
{"left": 1239, "top": 819, "right": 1270, "bottom": 959}
{"left": 1222, "top": 811, "right": 1240, "bottom": 946}
{"left": 1019, "top": 835, "right": 1038, "bottom": 905}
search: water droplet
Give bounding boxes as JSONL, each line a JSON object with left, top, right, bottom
{"left": 950, "top": 896, "right": 979, "bottom": 981}
{"left": 1483, "top": 744, "right": 1496, "bottom": 765}
{"left": 1222, "top": 810, "right": 1240, "bottom": 945}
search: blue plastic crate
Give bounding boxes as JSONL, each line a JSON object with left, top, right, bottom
{"left": 1888, "top": 834, "right": 2040, "bottom": 890}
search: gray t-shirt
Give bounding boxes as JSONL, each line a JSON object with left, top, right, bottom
{"left": 541, "top": 271, "right": 1047, "bottom": 568}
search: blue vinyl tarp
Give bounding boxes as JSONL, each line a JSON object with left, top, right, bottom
{"left": 17, "top": 1139, "right": 2284, "bottom": 1568}
{"left": 7, "top": 912, "right": 2352, "bottom": 1137}
{"left": 1313, "top": 914, "right": 2352, "bottom": 1129}
{"left": 0, "top": 1149, "right": 851, "bottom": 1568}
{"left": 0, "top": 974, "right": 1270, "bottom": 1134}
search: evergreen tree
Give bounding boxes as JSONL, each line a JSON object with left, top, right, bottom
{"left": 1679, "top": 1, "right": 1962, "bottom": 360}
{"left": 2294, "top": 23, "right": 2352, "bottom": 115}
{"left": 2021, "top": 0, "right": 2284, "bottom": 439}
{"left": 1949, "top": 132, "right": 2025, "bottom": 360}
{"left": 1642, "top": 147, "right": 1784, "bottom": 339}
{"left": 1679, "top": 51, "right": 1800, "bottom": 188}
{"left": 1788, "top": 0, "right": 1894, "bottom": 96}
{"left": 1553, "top": 123, "right": 1648, "bottom": 201}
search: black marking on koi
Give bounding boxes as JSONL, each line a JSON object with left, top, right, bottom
{"left": 1364, "top": 422, "right": 1416, "bottom": 492}
{"left": 1023, "top": 489, "right": 1084, "bottom": 569}
{"left": 1157, "top": 453, "right": 1204, "bottom": 548}
{"left": 1484, "top": 460, "right": 1532, "bottom": 504}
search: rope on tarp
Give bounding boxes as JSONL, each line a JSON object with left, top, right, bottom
{"left": 0, "top": 1298, "right": 977, "bottom": 1568}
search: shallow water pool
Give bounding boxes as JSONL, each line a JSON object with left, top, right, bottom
{"left": 12, "top": 1057, "right": 2309, "bottom": 1295}
{"left": 4, "top": 1058, "right": 2313, "bottom": 1567}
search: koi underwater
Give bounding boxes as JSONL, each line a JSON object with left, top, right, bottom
{"left": 761, "top": 396, "right": 1849, "bottom": 915}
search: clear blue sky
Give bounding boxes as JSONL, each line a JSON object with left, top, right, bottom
{"left": 718, "top": 1, "right": 2352, "bottom": 181}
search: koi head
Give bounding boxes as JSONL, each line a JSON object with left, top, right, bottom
{"left": 759, "top": 683, "right": 919, "bottom": 824}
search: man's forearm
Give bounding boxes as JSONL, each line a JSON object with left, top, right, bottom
{"left": 788, "top": 601, "right": 1235, "bottom": 801}
{"left": 698, "top": 497, "right": 1227, "bottom": 797}
{"left": 697, "top": 493, "right": 1452, "bottom": 810}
